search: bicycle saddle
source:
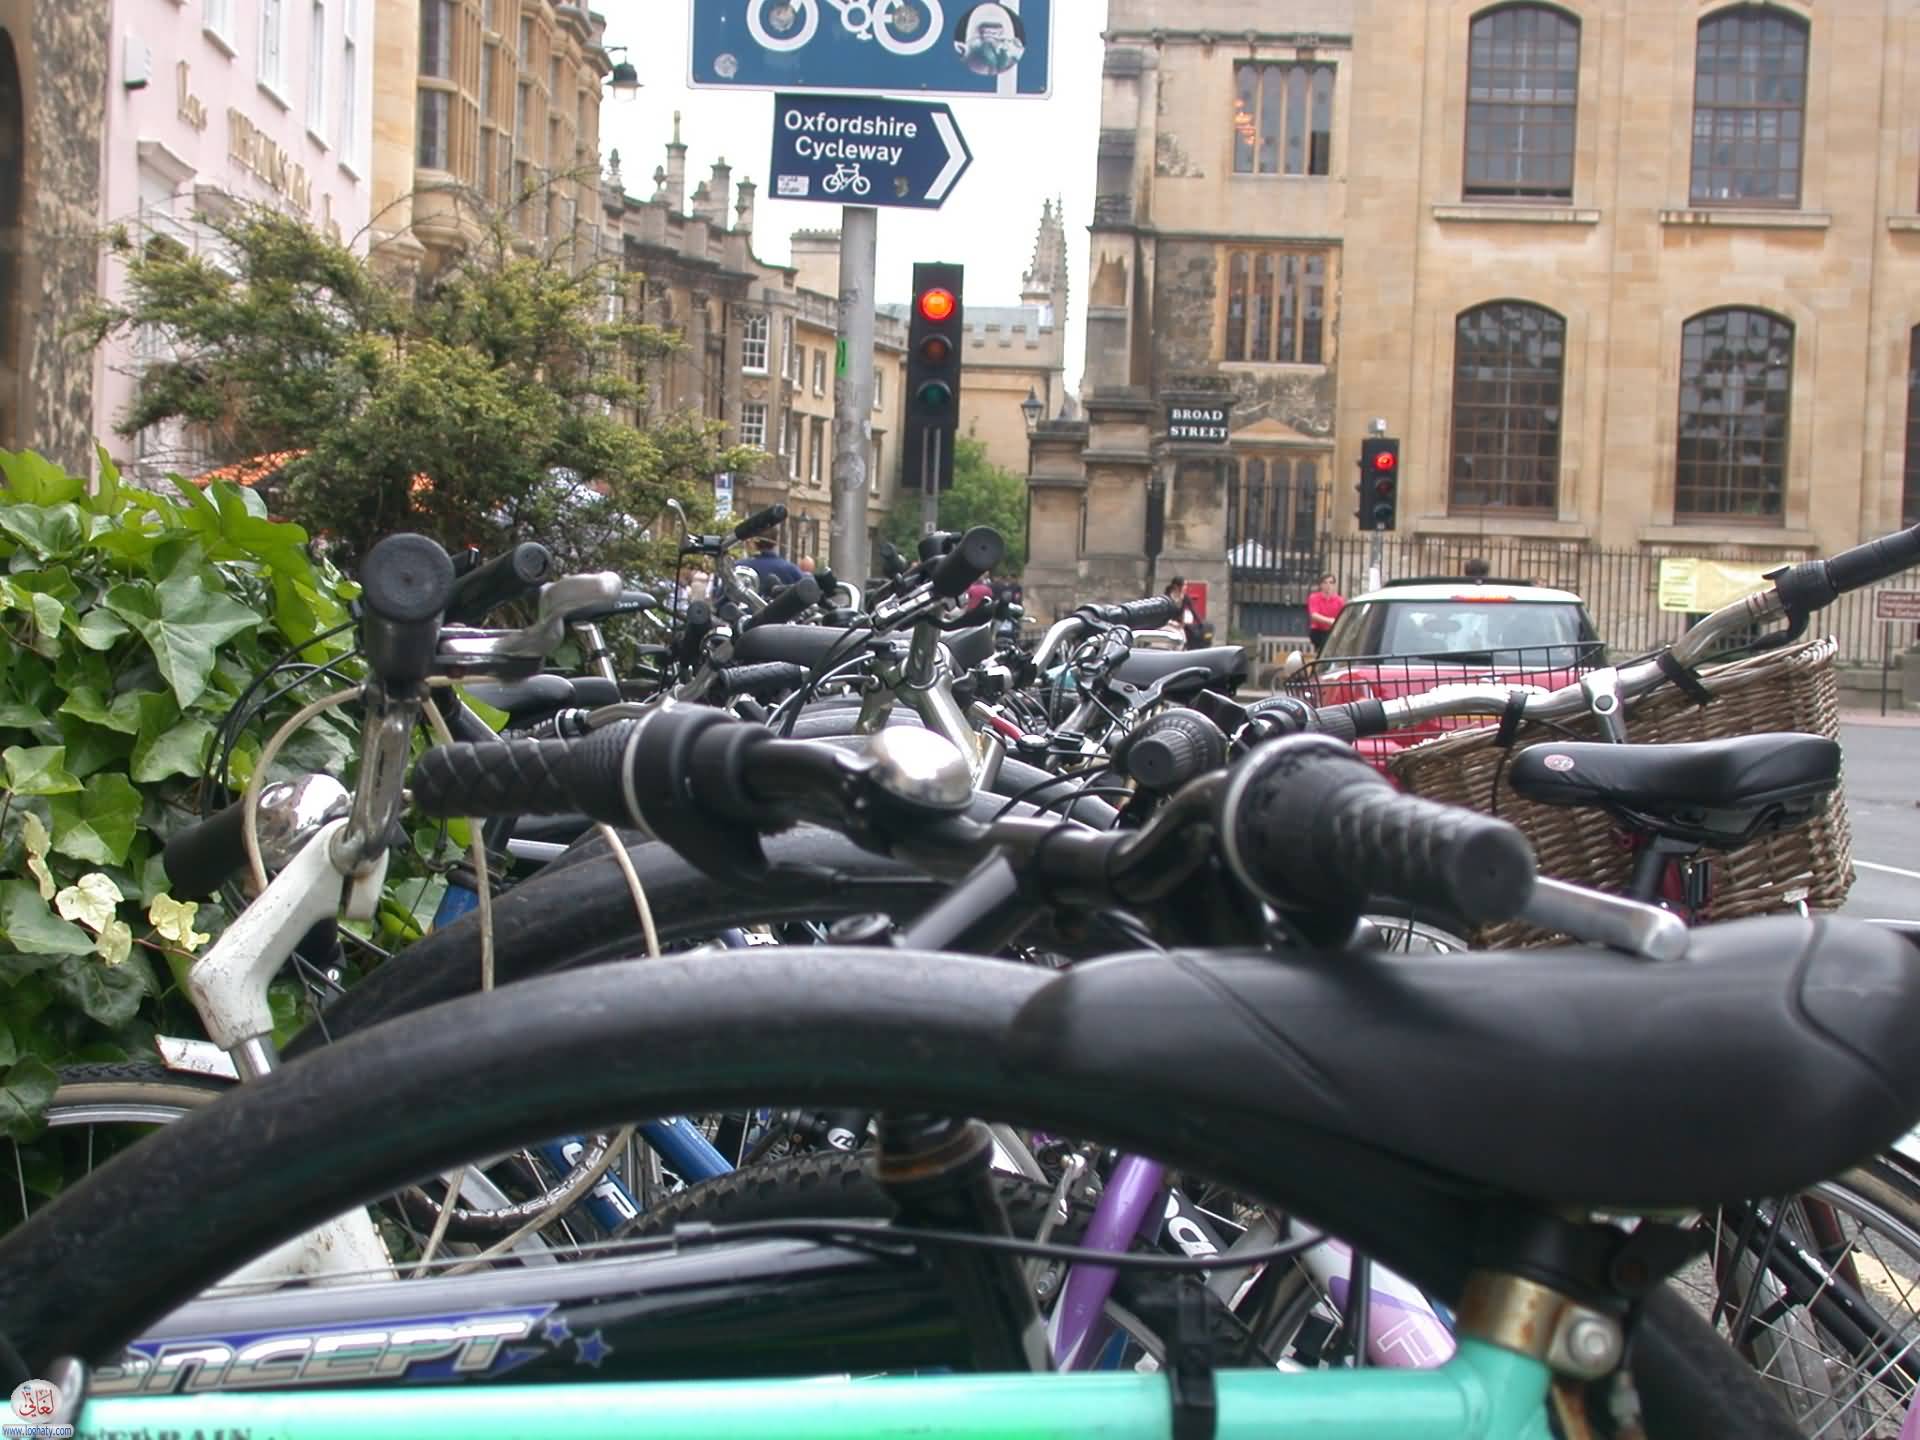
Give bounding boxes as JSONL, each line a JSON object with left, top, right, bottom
{"left": 732, "top": 624, "right": 884, "bottom": 669}
{"left": 1507, "top": 733, "right": 1840, "bottom": 846}
{"left": 1015, "top": 913, "right": 1920, "bottom": 1209}
{"left": 1114, "top": 645, "right": 1248, "bottom": 697}
{"left": 465, "top": 674, "right": 623, "bottom": 720}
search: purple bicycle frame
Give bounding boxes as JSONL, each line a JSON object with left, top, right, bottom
{"left": 1045, "top": 1154, "right": 1454, "bottom": 1371}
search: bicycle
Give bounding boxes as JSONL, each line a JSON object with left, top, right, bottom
{"left": 13, "top": 702, "right": 1920, "bottom": 1434}
{"left": 747, "top": 0, "right": 946, "bottom": 57}
{"left": 820, "top": 162, "right": 873, "bottom": 197}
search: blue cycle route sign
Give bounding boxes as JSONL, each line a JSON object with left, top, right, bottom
{"left": 770, "top": 93, "right": 973, "bottom": 210}
{"left": 690, "top": 1, "right": 1052, "bottom": 99}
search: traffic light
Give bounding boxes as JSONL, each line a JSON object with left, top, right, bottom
{"left": 906, "top": 262, "right": 965, "bottom": 493}
{"left": 1359, "top": 436, "right": 1400, "bottom": 531}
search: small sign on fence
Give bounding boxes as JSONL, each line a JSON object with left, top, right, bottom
{"left": 1656, "top": 557, "right": 1774, "bottom": 613}
{"left": 1874, "top": 589, "right": 1920, "bottom": 622}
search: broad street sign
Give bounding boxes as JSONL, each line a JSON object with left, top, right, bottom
{"left": 1165, "top": 402, "right": 1231, "bottom": 444}
{"left": 690, "top": 0, "right": 1053, "bottom": 98}
{"left": 770, "top": 93, "right": 972, "bottom": 209}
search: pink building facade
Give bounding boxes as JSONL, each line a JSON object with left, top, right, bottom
{"left": 96, "top": 0, "right": 373, "bottom": 481}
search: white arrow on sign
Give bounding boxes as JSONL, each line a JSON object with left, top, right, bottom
{"left": 927, "top": 111, "right": 969, "bottom": 204}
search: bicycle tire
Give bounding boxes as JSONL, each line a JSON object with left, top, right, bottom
{"left": 1692, "top": 1158, "right": 1920, "bottom": 1436}
{"left": 0, "top": 948, "right": 1811, "bottom": 1434}
{"left": 45, "top": 1063, "right": 230, "bottom": 1117}
{"left": 40, "top": 1065, "right": 587, "bottom": 1249}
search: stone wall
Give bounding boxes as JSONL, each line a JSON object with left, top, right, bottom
{"left": 6, "top": 0, "right": 107, "bottom": 471}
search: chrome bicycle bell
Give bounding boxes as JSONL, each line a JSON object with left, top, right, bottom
{"left": 864, "top": 728, "right": 973, "bottom": 814}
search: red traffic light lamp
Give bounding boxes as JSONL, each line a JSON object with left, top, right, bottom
{"left": 918, "top": 288, "right": 957, "bottom": 324}
{"left": 1358, "top": 436, "right": 1400, "bottom": 532}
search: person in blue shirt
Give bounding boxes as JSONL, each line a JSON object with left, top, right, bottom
{"left": 742, "top": 535, "right": 803, "bottom": 591}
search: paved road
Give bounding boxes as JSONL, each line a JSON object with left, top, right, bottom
{"left": 1840, "top": 717, "right": 1920, "bottom": 920}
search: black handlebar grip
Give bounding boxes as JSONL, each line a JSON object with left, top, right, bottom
{"left": 930, "top": 527, "right": 1006, "bottom": 600}
{"left": 162, "top": 800, "right": 251, "bottom": 901}
{"left": 1307, "top": 700, "right": 1389, "bottom": 745}
{"left": 444, "top": 542, "right": 553, "bottom": 625}
{"left": 1123, "top": 709, "right": 1229, "bottom": 792}
{"left": 1826, "top": 522, "right": 1920, "bottom": 596}
{"left": 732, "top": 503, "right": 789, "bottom": 543}
{"left": 677, "top": 598, "right": 714, "bottom": 671}
{"left": 1107, "top": 596, "right": 1179, "bottom": 629}
{"left": 360, "top": 534, "right": 455, "bottom": 690}
{"left": 410, "top": 721, "right": 642, "bottom": 825}
{"left": 743, "top": 576, "right": 821, "bottom": 630}
{"left": 714, "top": 662, "right": 808, "bottom": 702}
{"left": 1220, "top": 734, "right": 1536, "bottom": 925}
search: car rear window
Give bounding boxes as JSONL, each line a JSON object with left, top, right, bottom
{"left": 1325, "top": 600, "right": 1595, "bottom": 663}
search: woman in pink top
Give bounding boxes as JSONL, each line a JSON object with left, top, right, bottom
{"left": 1306, "top": 572, "right": 1345, "bottom": 653}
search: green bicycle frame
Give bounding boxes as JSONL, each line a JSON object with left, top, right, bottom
{"left": 74, "top": 1339, "right": 1553, "bottom": 1439}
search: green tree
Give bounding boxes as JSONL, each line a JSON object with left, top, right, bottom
{"left": 78, "top": 206, "right": 759, "bottom": 574}
{"left": 883, "top": 437, "right": 1029, "bottom": 574}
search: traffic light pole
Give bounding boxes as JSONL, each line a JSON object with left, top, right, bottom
{"left": 920, "top": 429, "right": 943, "bottom": 537}
{"left": 830, "top": 205, "right": 878, "bottom": 592}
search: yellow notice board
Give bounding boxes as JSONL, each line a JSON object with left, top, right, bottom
{"left": 1657, "top": 558, "right": 1775, "bottom": 613}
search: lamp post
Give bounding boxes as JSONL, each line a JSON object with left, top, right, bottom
{"left": 1020, "top": 386, "right": 1043, "bottom": 433}
{"left": 605, "top": 48, "right": 641, "bottom": 100}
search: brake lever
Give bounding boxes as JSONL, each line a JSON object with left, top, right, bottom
{"left": 429, "top": 573, "right": 625, "bottom": 677}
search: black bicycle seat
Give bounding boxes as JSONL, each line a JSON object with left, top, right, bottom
{"left": 464, "top": 674, "right": 623, "bottom": 720}
{"left": 1507, "top": 733, "right": 1840, "bottom": 847}
{"left": 1114, "top": 645, "right": 1248, "bottom": 697}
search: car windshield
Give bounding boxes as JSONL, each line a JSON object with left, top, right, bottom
{"left": 1325, "top": 599, "right": 1594, "bottom": 665}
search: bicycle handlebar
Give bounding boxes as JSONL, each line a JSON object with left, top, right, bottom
{"left": 410, "top": 715, "right": 1536, "bottom": 928}
{"left": 360, "top": 533, "right": 455, "bottom": 690}
{"left": 1219, "top": 735, "right": 1535, "bottom": 925}
{"left": 742, "top": 576, "right": 821, "bottom": 630}
{"left": 445, "top": 543, "right": 553, "bottom": 626}
{"left": 731, "top": 503, "right": 788, "bottom": 544}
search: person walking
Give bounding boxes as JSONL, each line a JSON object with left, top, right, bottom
{"left": 742, "top": 535, "right": 803, "bottom": 591}
{"left": 1306, "top": 572, "right": 1345, "bottom": 654}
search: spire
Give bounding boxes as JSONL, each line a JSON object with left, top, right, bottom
{"left": 1021, "top": 198, "right": 1069, "bottom": 322}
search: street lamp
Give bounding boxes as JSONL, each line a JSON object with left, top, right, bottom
{"left": 605, "top": 48, "right": 641, "bottom": 101}
{"left": 1020, "top": 386, "right": 1043, "bottom": 433}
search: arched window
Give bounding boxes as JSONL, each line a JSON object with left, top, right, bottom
{"left": 1675, "top": 307, "right": 1793, "bottom": 520}
{"left": 1904, "top": 327, "right": 1920, "bottom": 528}
{"left": 1690, "top": 7, "right": 1808, "bottom": 206}
{"left": 1449, "top": 302, "right": 1566, "bottom": 513}
{"left": 1465, "top": 5, "right": 1579, "bottom": 201}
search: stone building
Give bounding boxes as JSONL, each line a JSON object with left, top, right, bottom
{"left": 602, "top": 122, "right": 909, "bottom": 565}
{"left": 958, "top": 199, "right": 1072, "bottom": 478}
{"left": 95, "top": 0, "right": 375, "bottom": 482}
{"left": 1028, "top": 0, "right": 1354, "bottom": 627}
{"left": 1342, "top": 0, "right": 1920, "bottom": 563}
{"left": 369, "top": 0, "right": 612, "bottom": 274}
{"left": 0, "top": 0, "right": 111, "bottom": 473}
{"left": 1034, "top": 0, "right": 1920, "bottom": 635}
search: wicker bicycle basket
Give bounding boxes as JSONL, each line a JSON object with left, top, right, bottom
{"left": 1384, "top": 635, "right": 1852, "bottom": 948}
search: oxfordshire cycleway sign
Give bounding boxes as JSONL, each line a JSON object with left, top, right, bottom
{"left": 770, "top": 93, "right": 972, "bottom": 209}
{"left": 690, "top": 0, "right": 1053, "bottom": 99}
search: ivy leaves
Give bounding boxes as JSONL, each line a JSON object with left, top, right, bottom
{"left": 104, "top": 569, "right": 262, "bottom": 710}
{"left": 0, "top": 446, "right": 358, "bottom": 1152}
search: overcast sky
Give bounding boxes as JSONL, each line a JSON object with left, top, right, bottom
{"left": 598, "top": 4, "right": 1107, "bottom": 391}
